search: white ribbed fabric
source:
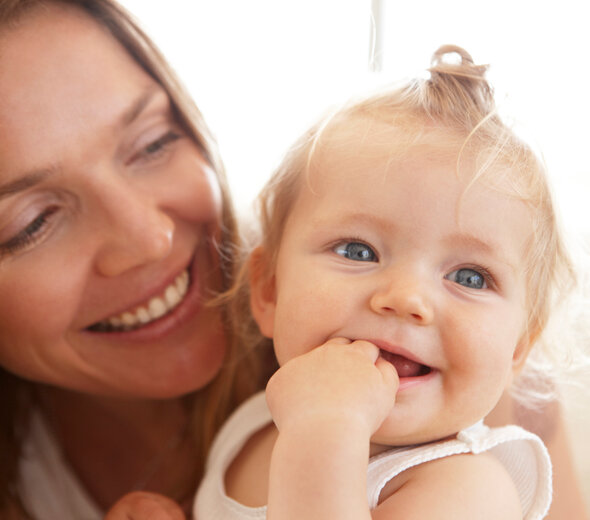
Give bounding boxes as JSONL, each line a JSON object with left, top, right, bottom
{"left": 367, "top": 421, "right": 552, "bottom": 519}
{"left": 195, "top": 391, "right": 552, "bottom": 520}
{"left": 195, "top": 392, "right": 270, "bottom": 519}
{"left": 18, "top": 411, "right": 103, "bottom": 520}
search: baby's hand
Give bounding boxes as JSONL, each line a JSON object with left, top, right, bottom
{"left": 266, "top": 338, "right": 399, "bottom": 437}
{"left": 104, "top": 491, "right": 185, "bottom": 520}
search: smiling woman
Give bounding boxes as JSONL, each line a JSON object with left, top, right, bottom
{"left": 0, "top": 8, "right": 224, "bottom": 397}
{"left": 0, "top": 1, "right": 267, "bottom": 518}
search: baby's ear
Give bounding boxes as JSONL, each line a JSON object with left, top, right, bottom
{"left": 511, "top": 326, "right": 540, "bottom": 375}
{"left": 249, "top": 246, "right": 277, "bottom": 338}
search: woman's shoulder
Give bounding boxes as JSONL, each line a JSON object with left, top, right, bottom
{"left": 18, "top": 410, "right": 102, "bottom": 520}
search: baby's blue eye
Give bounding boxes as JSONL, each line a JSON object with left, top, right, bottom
{"left": 446, "top": 268, "right": 487, "bottom": 289}
{"left": 334, "top": 242, "right": 377, "bottom": 262}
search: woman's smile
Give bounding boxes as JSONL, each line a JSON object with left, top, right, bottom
{"left": 88, "top": 268, "right": 190, "bottom": 332}
{"left": 82, "top": 243, "right": 216, "bottom": 345}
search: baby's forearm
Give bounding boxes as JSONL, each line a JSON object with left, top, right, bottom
{"left": 265, "top": 339, "right": 397, "bottom": 519}
{"left": 267, "top": 416, "right": 373, "bottom": 520}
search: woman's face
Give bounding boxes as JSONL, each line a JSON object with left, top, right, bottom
{"left": 0, "top": 4, "right": 226, "bottom": 398}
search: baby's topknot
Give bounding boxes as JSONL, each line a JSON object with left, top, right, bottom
{"left": 422, "top": 44, "right": 495, "bottom": 127}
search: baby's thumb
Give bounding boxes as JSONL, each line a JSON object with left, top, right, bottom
{"left": 104, "top": 491, "right": 186, "bottom": 520}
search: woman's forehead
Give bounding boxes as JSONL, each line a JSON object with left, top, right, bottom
{"left": 0, "top": 2, "right": 157, "bottom": 174}
{"left": 0, "top": 2, "right": 138, "bottom": 108}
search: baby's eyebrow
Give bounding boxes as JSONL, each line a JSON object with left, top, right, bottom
{"left": 312, "top": 212, "right": 393, "bottom": 232}
{"left": 444, "top": 233, "right": 517, "bottom": 271}
{"left": 445, "top": 233, "right": 494, "bottom": 253}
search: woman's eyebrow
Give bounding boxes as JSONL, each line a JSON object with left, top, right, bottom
{"left": 0, "top": 169, "right": 52, "bottom": 201}
{"left": 119, "top": 85, "right": 164, "bottom": 127}
{"left": 0, "top": 88, "right": 166, "bottom": 201}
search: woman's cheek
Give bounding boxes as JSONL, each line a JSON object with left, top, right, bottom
{"left": 0, "top": 252, "right": 87, "bottom": 343}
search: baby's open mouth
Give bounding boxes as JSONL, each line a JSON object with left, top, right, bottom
{"left": 87, "top": 269, "right": 190, "bottom": 332}
{"left": 380, "top": 350, "right": 431, "bottom": 378}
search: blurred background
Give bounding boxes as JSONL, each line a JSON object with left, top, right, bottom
{"left": 120, "top": 0, "right": 589, "bottom": 506}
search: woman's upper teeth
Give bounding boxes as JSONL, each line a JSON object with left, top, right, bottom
{"left": 97, "top": 270, "right": 189, "bottom": 331}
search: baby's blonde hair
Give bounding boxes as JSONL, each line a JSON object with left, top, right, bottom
{"left": 233, "top": 45, "right": 581, "bottom": 407}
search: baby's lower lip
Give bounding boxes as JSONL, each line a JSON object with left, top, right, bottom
{"left": 396, "top": 369, "right": 437, "bottom": 391}
{"left": 379, "top": 350, "right": 431, "bottom": 378}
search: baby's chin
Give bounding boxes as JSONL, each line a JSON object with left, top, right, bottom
{"left": 369, "top": 427, "right": 458, "bottom": 455}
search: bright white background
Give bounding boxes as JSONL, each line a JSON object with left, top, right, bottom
{"left": 120, "top": 0, "right": 589, "bottom": 504}
{"left": 120, "top": 0, "right": 371, "bottom": 215}
{"left": 119, "top": 0, "right": 590, "bottom": 239}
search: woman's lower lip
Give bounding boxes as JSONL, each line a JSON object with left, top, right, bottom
{"left": 84, "top": 259, "right": 203, "bottom": 342}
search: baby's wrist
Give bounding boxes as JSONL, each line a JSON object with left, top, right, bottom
{"left": 275, "top": 409, "right": 374, "bottom": 440}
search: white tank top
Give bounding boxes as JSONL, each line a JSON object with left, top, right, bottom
{"left": 18, "top": 411, "right": 103, "bottom": 520}
{"left": 195, "top": 392, "right": 552, "bottom": 520}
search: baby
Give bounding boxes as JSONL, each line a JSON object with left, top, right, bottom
{"left": 194, "top": 45, "right": 576, "bottom": 519}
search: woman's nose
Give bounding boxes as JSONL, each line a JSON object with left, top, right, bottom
{"left": 369, "top": 270, "right": 434, "bottom": 325}
{"left": 94, "top": 191, "right": 175, "bottom": 277}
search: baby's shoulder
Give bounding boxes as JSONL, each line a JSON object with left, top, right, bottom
{"left": 224, "top": 423, "right": 278, "bottom": 508}
{"left": 375, "top": 452, "right": 521, "bottom": 519}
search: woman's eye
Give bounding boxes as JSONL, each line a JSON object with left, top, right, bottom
{"left": 132, "top": 130, "right": 182, "bottom": 163}
{"left": 446, "top": 267, "right": 487, "bottom": 289}
{"left": 0, "top": 207, "right": 58, "bottom": 257}
{"left": 333, "top": 241, "right": 377, "bottom": 262}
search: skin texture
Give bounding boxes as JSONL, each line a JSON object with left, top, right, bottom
{"left": 240, "top": 118, "right": 536, "bottom": 518}
{"left": 0, "top": 3, "right": 226, "bottom": 511}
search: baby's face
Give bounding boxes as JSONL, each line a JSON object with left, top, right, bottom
{"left": 257, "top": 118, "right": 534, "bottom": 446}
